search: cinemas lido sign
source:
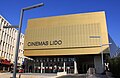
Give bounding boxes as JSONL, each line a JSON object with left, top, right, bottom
{"left": 27, "top": 40, "right": 62, "bottom": 46}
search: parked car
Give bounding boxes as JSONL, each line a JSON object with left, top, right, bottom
{"left": 18, "top": 68, "right": 24, "bottom": 73}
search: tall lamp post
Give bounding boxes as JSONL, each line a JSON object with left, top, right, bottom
{"left": 13, "top": 3, "right": 44, "bottom": 78}
{"left": 89, "top": 36, "right": 111, "bottom": 73}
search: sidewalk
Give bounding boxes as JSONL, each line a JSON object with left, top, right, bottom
{"left": 0, "top": 73, "right": 115, "bottom": 78}
{"left": 0, "top": 73, "right": 57, "bottom": 78}
{"left": 56, "top": 73, "right": 114, "bottom": 78}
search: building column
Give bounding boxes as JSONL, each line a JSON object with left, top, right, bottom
{"left": 63, "top": 62, "right": 65, "bottom": 72}
{"left": 8, "top": 67, "right": 10, "bottom": 71}
{"left": 94, "top": 55, "right": 103, "bottom": 74}
{"left": 34, "top": 64, "right": 35, "bottom": 73}
{"left": 3, "top": 67, "right": 5, "bottom": 71}
{"left": 74, "top": 60, "right": 78, "bottom": 74}
{"left": 41, "top": 62, "right": 43, "bottom": 73}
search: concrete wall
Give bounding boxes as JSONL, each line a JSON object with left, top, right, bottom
{"left": 94, "top": 55, "right": 103, "bottom": 73}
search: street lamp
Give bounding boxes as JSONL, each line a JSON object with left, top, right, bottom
{"left": 89, "top": 36, "right": 111, "bottom": 73}
{"left": 13, "top": 3, "right": 44, "bottom": 78}
{"left": 3, "top": 26, "right": 19, "bottom": 28}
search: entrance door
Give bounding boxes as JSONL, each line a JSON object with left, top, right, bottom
{"left": 76, "top": 55, "right": 94, "bottom": 74}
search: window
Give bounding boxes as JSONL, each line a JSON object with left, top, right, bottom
{"left": 2, "top": 42, "right": 5, "bottom": 51}
{"left": 54, "top": 58, "right": 56, "bottom": 62}
{"left": 4, "top": 52, "right": 6, "bottom": 57}
{"left": 0, "top": 40, "right": 2, "bottom": 47}
{"left": 1, "top": 51, "right": 3, "bottom": 56}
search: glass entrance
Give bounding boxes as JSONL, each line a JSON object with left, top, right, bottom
{"left": 33, "top": 57, "right": 74, "bottom": 73}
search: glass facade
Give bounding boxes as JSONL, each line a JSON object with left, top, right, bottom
{"left": 25, "top": 57, "right": 74, "bottom": 73}
{"left": 24, "top": 55, "right": 95, "bottom": 74}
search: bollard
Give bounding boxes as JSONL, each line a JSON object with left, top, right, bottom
{"left": 19, "top": 74, "right": 21, "bottom": 78}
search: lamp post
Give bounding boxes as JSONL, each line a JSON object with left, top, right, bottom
{"left": 13, "top": 3, "right": 44, "bottom": 78}
{"left": 89, "top": 36, "right": 111, "bottom": 73}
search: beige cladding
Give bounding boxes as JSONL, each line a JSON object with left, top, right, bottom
{"left": 0, "top": 15, "right": 24, "bottom": 65}
{"left": 24, "top": 11, "right": 109, "bottom": 56}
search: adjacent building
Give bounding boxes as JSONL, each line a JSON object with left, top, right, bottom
{"left": 0, "top": 15, "right": 25, "bottom": 72}
{"left": 108, "top": 34, "right": 120, "bottom": 58}
{"left": 24, "top": 11, "right": 110, "bottom": 74}
{"left": 116, "top": 48, "right": 120, "bottom": 57}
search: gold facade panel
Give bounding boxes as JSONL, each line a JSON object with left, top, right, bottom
{"left": 24, "top": 11, "right": 109, "bottom": 56}
{"left": 24, "top": 48, "right": 101, "bottom": 56}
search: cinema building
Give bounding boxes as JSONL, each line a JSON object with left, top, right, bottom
{"left": 24, "top": 11, "right": 110, "bottom": 74}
